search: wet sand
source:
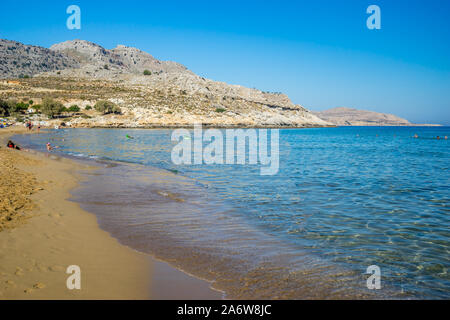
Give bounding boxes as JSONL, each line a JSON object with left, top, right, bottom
{"left": 0, "top": 126, "right": 221, "bottom": 299}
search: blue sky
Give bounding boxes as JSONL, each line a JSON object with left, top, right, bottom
{"left": 0, "top": 0, "right": 449, "bottom": 124}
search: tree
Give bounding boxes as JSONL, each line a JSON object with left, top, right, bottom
{"left": 85, "top": 105, "right": 92, "bottom": 110}
{"left": 94, "top": 100, "right": 121, "bottom": 114}
{"left": 143, "top": 70, "right": 152, "bottom": 76}
{"left": 0, "top": 99, "right": 11, "bottom": 117}
{"left": 14, "top": 102, "right": 29, "bottom": 113}
{"left": 41, "top": 98, "right": 64, "bottom": 118}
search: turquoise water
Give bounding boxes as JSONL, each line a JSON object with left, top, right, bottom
{"left": 15, "top": 126, "right": 449, "bottom": 299}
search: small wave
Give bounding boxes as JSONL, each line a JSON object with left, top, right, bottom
{"left": 156, "top": 190, "right": 185, "bottom": 202}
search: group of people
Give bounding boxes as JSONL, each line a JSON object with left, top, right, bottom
{"left": 413, "top": 134, "right": 448, "bottom": 140}
{"left": 6, "top": 140, "right": 59, "bottom": 152}
{"left": 25, "top": 121, "right": 40, "bottom": 132}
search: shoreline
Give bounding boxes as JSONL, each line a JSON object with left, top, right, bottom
{"left": 0, "top": 126, "right": 222, "bottom": 299}
{"left": 6, "top": 126, "right": 448, "bottom": 299}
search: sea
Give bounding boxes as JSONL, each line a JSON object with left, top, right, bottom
{"left": 14, "top": 126, "right": 450, "bottom": 299}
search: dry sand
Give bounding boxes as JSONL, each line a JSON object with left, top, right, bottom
{"left": 0, "top": 126, "right": 222, "bottom": 299}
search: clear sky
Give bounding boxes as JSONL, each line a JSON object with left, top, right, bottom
{"left": 0, "top": 0, "right": 449, "bottom": 124}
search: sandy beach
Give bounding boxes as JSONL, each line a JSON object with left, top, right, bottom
{"left": 0, "top": 127, "right": 221, "bottom": 300}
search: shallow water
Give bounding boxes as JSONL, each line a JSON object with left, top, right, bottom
{"left": 15, "top": 126, "right": 450, "bottom": 299}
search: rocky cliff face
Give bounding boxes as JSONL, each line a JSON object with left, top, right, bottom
{"left": 0, "top": 38, "right": 331, "bottom": 128}
{"left": 0, "top": 39, "right": 79, "bottom": 79}
{"left": 49, "top": 40, "right": 191, "bottom": 75}
{"left": 313, "top": 107, "right": 413, "bottom": 126}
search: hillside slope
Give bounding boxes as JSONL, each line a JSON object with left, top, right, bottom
{"left": 312, "top": 107, "right": 436, "bottom": 126}
{"left": 0, "top": 39, "right": 79, "bottom": 79}
{"left": 0, "top": 38, "right": 331, "bottom": 128}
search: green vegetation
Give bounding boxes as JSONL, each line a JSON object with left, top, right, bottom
{"left": 41, "top": 98, "right": 65, "bottom": 118}
{"left": 94, "top": 100, "right": 121, "bottom": 115}
{"left": 0, "top": 99, "right": 12, "bottom": 117}
{"left": 0, "top": 99, "right": 33, "bottom": 116}
{"left": 29, "top": 100, "right": 34, "bottom": 105}
{"left": 68, "top": 105, "right": 80, "bottom": 113}
{"left": 85, "top": 105, "right": 92, "bottom": 110}
{"left": 215, "top": 107, "right": 227, "bottom": 113}
{"left": 143, "top": 70, "right": 152, "bottom": 76}
{"left": 14, "top": 102, "right": 29, "bottom": 112}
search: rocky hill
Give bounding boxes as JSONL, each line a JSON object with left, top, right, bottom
{"left": 0, "top": 39, "right": 79, "bottom": 79}
{"left": 50, "top": 40, "right": 191, "bottom": 76}
{"left": 0, "top": 38, "right": 331, "bottom": 128}
{"left": 312, "top": 107, "right": 437, "bottom": 126}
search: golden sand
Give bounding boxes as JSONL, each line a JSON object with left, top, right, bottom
{"left": 0, "top": 146, "right": 39, "bottom": 231}
{"left": 0, "top": 127, "right": 221, "bottom": 299}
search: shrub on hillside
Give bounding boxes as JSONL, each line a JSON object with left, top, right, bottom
{"left": 68, "top": 105, "right": 80, "bottom": 113}
{"left": 14, "top": 102, "right": 29, "bottom": 112}
{"left": 94, "top": 100, "right": 121, "bottom": 115}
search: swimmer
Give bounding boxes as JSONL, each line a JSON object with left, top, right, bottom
{"left": 46, "top": 142, "right": 60, "bottom": 151}
{"left": 413, "top": 134, "right": 418, "bottom": 139}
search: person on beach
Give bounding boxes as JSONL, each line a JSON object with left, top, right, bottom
{"left": 6, "top": 140, "right": 20, "bottom": 150}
